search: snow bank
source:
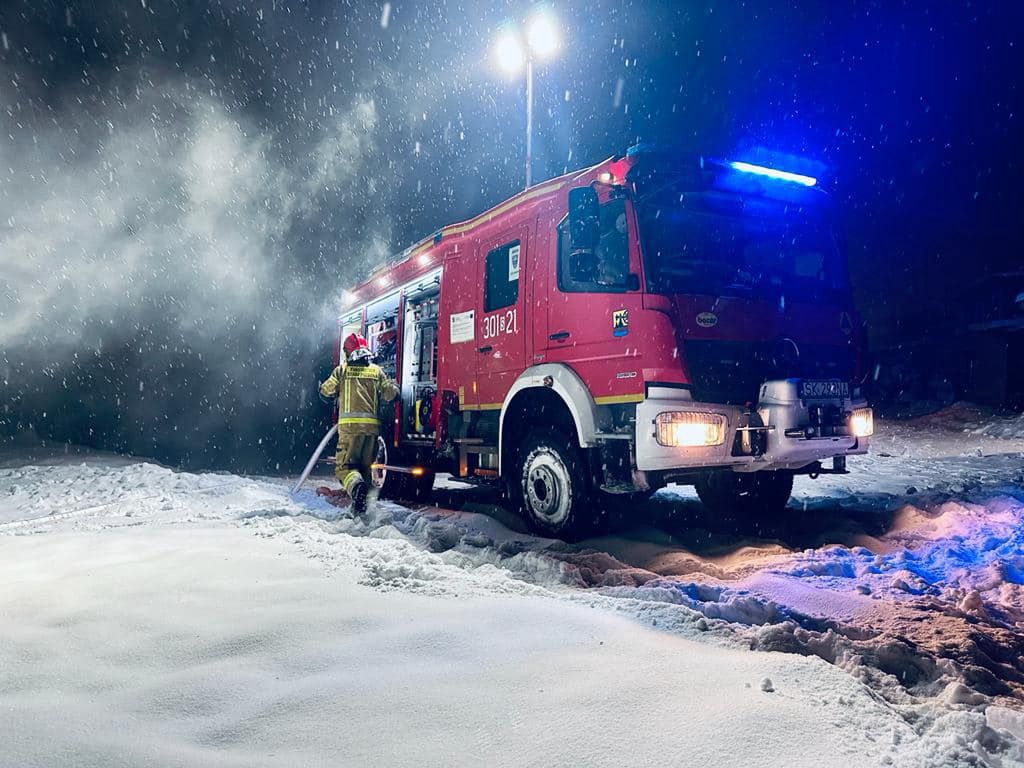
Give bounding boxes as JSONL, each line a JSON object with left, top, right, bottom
{"left": 888, "top": 402, "right": 1024, "bottom": 445}
{"left": 968, "top": 413, "right": 1024, "bottom": 441}
{"left": 2, "top": 408, "right": 1024, "bottom": 765}
{"left": 0, "top": 524, "right": 961, "bottom": 768}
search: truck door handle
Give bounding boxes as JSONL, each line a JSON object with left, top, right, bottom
{"left": 549, "top": 331, "right": 570, "bottom": 341}
{"left": 478, "top": 345, "right": 493, "bottom": 353}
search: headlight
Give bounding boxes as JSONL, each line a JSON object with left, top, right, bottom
{"left": 655, "top": 412, "right": 726, "bottom": 447}
{"left": 850, "top": 407, "right": 874, "bottom": 438}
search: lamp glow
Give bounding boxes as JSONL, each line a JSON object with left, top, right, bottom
{"left": 655, "top": 412, "right": 726, "bottom": 448}
{"left": 729, "top": 161, "right": 817, "bottom": 187}
{"left": 526, "top": 11, "right": 559, "bottom": 58}
{"left": 494, "top": 29, "right": 525, "bottom": 74}
{"left": 490, "top": 9, "right": 563, "bottom": 187}
{"left": 850, "top": 408, "right": 874, "bottom": 438}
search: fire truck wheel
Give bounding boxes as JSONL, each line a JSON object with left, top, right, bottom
{"left": 373, "top": 437, "right": 436, "bottom": 502}
{"left": 514, "top": 428, "right": 594, "bottom": 539}
{"left": 694, "top": 470, "right": 794, "bottom": 528}
{"left": 372, "top": 437, "right": 409, "bottom": 501}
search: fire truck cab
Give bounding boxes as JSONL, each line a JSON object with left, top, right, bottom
{"left": 336, "top": 146, "right": 872, "bottom": 537}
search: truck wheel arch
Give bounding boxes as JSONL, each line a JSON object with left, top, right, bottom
{"left": 498, "top": 364, "right": 603, "bottom": 474}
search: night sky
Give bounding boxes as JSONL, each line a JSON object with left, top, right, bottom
{"left": 1, "top": 1, "right": 1021, "bottom": 471}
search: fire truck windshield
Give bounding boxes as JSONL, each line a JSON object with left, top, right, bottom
{"left": 636, "top": 187, "right": 848, "bottom": 303}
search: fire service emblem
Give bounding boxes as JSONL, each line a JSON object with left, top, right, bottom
{"left": 612, "top": 309, "right": 630, "bottom": 337}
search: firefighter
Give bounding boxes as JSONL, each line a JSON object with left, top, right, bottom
{"left": 319, "top": 333, "right": 399, "bottom": 515}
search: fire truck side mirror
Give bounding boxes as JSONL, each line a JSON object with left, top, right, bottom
{"left": 568, "top": 186, "right": 600, "bottom": 253}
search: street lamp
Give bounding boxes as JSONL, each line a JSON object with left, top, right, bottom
{"left": 493, "top": 9, "right": 561, "bottom": 188}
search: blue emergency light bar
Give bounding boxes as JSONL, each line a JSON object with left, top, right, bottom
{"left": 728, "top": 161, "right": 817, "bottom": 187}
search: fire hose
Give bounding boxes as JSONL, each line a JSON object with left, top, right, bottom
{"left": 290, "top": 423, "right": 338, "bottom": 494}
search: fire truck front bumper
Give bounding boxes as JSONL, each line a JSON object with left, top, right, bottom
{"left": 633, "top": 382, "right": 871, "bottom": 477}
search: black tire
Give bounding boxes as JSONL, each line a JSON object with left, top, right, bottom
{"left": 695, "top": 470, "right": 794, "bottom": 533}
{"left": 511, "top": 427, "right": 595, "bottom": 539}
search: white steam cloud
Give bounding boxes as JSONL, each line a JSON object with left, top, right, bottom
{"left": 1, "top": 86, "right": 389, "bottom": 353}
{"left": 0, "top": 75, "right": 395, "bottom": 468}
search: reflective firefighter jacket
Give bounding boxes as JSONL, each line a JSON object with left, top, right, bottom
{"left": 319, "top": 363, "right": 399, "bottom": 435}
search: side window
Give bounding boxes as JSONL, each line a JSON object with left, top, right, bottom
{"left": 484, "top": 239, "right": 521, "bottom": 312}
{"left": 558, "top": 198, "right": 630, "bottom": 292}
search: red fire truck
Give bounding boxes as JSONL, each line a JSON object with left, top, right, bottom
{"left": 335, "top": 146, "right": 873, "bottom": 537}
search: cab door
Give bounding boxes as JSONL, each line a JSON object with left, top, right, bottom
{"left": 475, "top": 226, "right": 530, "bottom": 408}
{"left": 544, "top": 197, "right": 646, "bottom": 402}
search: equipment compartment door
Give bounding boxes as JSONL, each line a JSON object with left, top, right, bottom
{"left": 475, "top": 228, "right": 529, "bottom": 409}
{"left": 438, "top": 247, "right": 480, "bottom": 409}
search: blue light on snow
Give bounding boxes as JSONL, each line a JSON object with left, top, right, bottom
{"left": 728, "top": 161, "right": 818, "bottom": 187}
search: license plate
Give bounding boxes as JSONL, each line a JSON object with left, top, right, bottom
{"left": 799, "top": 379, "right": 849, "bottom": 400}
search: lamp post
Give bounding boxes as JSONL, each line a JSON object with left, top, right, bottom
{"left": 493, "top": 10, "right": 560, "bottom": 189}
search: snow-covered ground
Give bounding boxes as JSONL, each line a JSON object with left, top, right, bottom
{"left": 2, "top": 404, "right": 1023, "bottom": 767}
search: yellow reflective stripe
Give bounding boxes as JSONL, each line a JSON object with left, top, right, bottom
{"left": 594, "top": 394, "right": 644, "bottom": 405}
{"left": 339, "top": 417, "right": 379, "bottom": 425}
{"left": 341, "top": 469, "right": 363, "bottom": 493}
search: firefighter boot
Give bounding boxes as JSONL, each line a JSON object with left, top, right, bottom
{"left": 350, "top": 479, "right": 369, "bottom": 517}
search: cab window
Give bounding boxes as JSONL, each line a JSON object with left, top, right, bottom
{"left": 558, "top": 197, "right": 631, "bottom": 293}
{"left": 484, "top": 240, "right": 521, "bottom": 311}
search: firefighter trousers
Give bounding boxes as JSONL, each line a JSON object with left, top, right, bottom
{"left": 335, "top": 431, "right": 378, "bottom": 494}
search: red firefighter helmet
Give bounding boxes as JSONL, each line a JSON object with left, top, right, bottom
{"left": 342, "top": 332, "right": 371, "bottom": 362}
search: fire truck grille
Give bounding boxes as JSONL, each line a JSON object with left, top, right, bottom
{"left": 684, "top": 340, "right": 856, "bottom": 405}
